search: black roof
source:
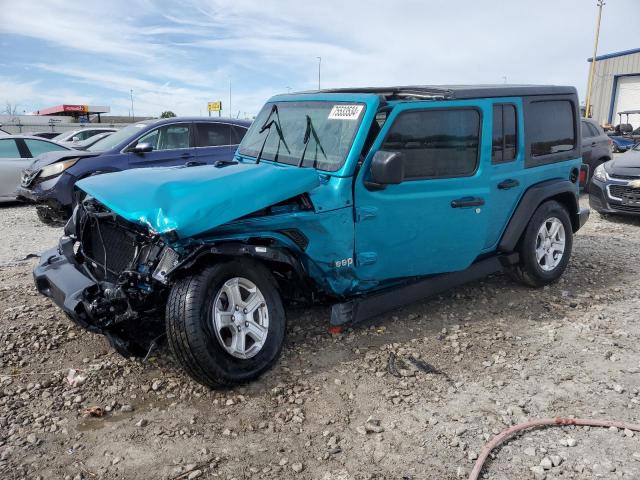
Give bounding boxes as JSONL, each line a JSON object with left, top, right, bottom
{"left": 317, "top": 84, "right": 577, "bottom": 100}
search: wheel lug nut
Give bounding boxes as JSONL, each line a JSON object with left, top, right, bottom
{"left": 245, "top": 322, "right": 249, "bottom": 328}
{"left": 243, "top": 308, "right": 248, "bottom": 314}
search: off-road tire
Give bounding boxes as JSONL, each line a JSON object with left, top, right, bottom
{"left": 35, "top": 206, "right": 66, "bottom": 227}
{"left": 510, "top": 200, "right": 573, "bottom": 288}
{"left": 166, "top": 259, "right": 286, "bottom": 388}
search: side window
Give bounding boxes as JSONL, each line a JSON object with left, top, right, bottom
{"left": 381, "top": 109, "right": 480, "bottom": 179}
{"left": 196, "top": 123, "right": 235, "bottom": 147}
{"left": 75, "top": 131, "right": 91, "bottom": 141}
{"left": 24, "top": 139, "right": 67, "bottom": 157}
{"left": 528, "top": 100, "right": 575, "bottom": 157}
{"left": 137, "top": 124, "right": 190, "bottom": 150}
{"left": 587, "top": 123, "right": 600, "bottom": 137}
{"left": 580, "top": 121, "right": 592, "bottom": 139}
{"left": 492, "top": 104, "right": 518, "bottom": 163}
{"left": 0, "top": 139, "right": 20, "bottom": 157}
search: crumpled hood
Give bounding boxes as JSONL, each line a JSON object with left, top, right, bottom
{"left": 27, "top": 150, "right": 98, "bottom": 171}
{"left": 607, "top": 149, "right": 640, "bottom": 176}
{"left": 76, "top": 162, "right": 321, "bottom": 237}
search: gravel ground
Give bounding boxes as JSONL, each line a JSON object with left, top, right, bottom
{"left": 1, "top": 198, "right": 640, "bottom": 480}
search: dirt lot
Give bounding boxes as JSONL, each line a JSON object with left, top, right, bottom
{"left": 1, "top": 197, "right": 640, "bottom": 480}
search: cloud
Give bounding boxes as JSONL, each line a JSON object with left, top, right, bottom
{"left": 1, "top": 0, "right": 639, "bottom": 116}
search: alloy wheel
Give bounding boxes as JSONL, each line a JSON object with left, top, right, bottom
{"left": 535, "top": 217, "right": 566, "bottom": 272}
{"left": 212, "top": 277, "right": 269, "bottom": 359}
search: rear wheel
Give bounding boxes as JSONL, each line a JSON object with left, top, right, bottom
{"left": 166, "top": 259, "right": 286, "bottom": 388}
{"left": 510, "top": 200, "right": 573, "bottom": 287}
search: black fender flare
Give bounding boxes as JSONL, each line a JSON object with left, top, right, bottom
{"left": 498, "top": 179, "right": 580, "bottom": 253}
{"left": 172, "top": 242, "right": 309, "bottom": 284}
{"left": 170, "top": 242, "right": 315, "bottom": 300}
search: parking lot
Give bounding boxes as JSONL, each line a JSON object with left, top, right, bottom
{"left": 0, "top": 194, "right": 639, "bottom": 480}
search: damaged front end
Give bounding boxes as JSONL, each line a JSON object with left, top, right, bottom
{"left": 33, "top": 198, "right": 180, "bottom": 356}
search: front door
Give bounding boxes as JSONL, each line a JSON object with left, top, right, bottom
{"left": 129, "top": 122, "right": 194, "bottom": 168}
{"left": 354, "top": 101, "right": 491, "bottom": 283}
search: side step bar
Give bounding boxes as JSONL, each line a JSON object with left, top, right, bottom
{"left": 330, "top": 253, "right": 519, "bottom": 326}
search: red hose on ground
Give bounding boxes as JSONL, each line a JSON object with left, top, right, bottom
{"left": 468, "top": 417, "right": 640, "bottom": 480}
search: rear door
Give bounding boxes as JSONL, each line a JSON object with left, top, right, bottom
{"left": 0, "top": 138, "right": 28, "bottom": 199}
{"left": 128, "top": 122, "right": 194, "bottom": 168}
{"left": 354, "top": 101, "right": 491, "bottom": 281}
{"left": 193, "top": 122, "right": 246, "bottom": 163}
{"left": 590, "top": 123, "right": 611, "bottom": 162}
{"left": 484, "top": 101, "right": 525, "bottom": 249}
{"left": 580, "top": 120, "right": 594, "bottom": 168}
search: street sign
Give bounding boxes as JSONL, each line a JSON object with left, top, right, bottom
{"left": 208, "top": 101, "right": 222, "bottom": 117}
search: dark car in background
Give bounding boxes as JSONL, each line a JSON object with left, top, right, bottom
{"left": 18, "top": 117, "right": 251, "bottom": 224}
{"left": 589, "top": 144, "right": 640, "bottom": 217}
{"left": 581, "top": 118, "right": 613, "bottom": 191}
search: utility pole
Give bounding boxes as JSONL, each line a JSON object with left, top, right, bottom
{"left": 585, "top": 0, "right": 605, "bottom": 118}
{"left": 229, "top": 78, "right": 232, "bottom": 119}
{"left": 130, "top": 89, "right": 135, "bottom": 121}
{"left": 317, "top": 56, "right": 322, "bottom": 90}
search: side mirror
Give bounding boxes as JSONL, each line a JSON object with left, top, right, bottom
{"left": 71, "top": 136, "right": 80, "bottom": 142}
{"left": 132, "top": 142, "right": 153, "bottom": 154}
{"left": 368, "top": 150, "right": 404, "bottom": 187}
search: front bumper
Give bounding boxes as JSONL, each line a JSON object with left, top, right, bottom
{"left": 33, "top": 238, "right": 99, "bottom": 331}
{"left": 17, "top": 172, "right": 76, "bottom": 210}
{"left": 589, "top": 178, "right": 640, "bottom": 217}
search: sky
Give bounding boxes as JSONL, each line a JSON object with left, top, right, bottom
{"left": 0, "top": 0, "right": 639, "bottom": 118}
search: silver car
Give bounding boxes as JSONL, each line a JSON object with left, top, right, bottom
{"left": 53, "top": 127, "right": 118, "bottom": 147}
{"left": 0, "top": 136, "right": 71, "bottom": 202}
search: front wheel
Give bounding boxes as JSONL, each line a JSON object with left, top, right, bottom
{"left": 510, "top": 200, "right": 573, "bottom": 288}
{"left": 166, "top": 259, "right": 286, "bottom": 388}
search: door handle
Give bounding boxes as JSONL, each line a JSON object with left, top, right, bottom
{"left": 451, "top": 197, "right": 485, "bottom": 208}
{"left": 497, "top": 178, "right": 520, "bottom": 190}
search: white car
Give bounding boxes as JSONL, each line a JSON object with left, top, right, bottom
{"left": 52, "top": 127, "right": 118, "bottom": 146}
{"left": 0, "top": 135, "right": 71, "bottom": 202}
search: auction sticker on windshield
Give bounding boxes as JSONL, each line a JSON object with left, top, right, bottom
{"left": 328, "top": 104, "right": 364, "bottom": 120}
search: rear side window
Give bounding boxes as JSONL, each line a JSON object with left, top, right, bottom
{"left": 587, "top": 123, "right": 601, "bottom": 137}
{"left": 581, "top": 121, "right": 592, "bottom": 138}
{"left": 24, "top": 139, "right": 67, "bottom": 157}
{"left": 196, "top": 123, "right": 238, "bottom": 147}
{"left": 232, "top": 125, "right": 248, "bottom": 144}
{"left": 492, "top": 104, "right": 517, "bottom": 163}
{"left": 382, "top": 109, "right": 480, "bottom": 179}
{"left": 0, "top": 139, "right": 20, "bottom": 157}
{"left": 528, "top": 100, "right": 575, "bottom": 157}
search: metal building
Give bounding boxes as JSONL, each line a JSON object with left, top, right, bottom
{"left": 587, "top": 48, "right": 640, "bottom": 128}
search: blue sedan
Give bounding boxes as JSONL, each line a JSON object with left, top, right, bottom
{"left": 18, "top": 117, "right": 251, "bottom": 224}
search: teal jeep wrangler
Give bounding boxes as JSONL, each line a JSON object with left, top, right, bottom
{"left": 34, "top": 85, "right": 589, "bottom": 387}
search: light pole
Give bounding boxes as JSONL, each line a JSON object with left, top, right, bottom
{"left": 229, "top": 77, "right": 232, "bottom": 118}
{"left": 317, "top": 56, "right": 321, "bottom": 90}
{"left": 585, "top": 0, "right": 605, "bottom": 118}
{"left": 130, "top": 89, "right": 135, "bottom": 121}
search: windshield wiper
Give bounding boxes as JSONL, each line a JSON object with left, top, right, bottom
{"left": 255, "top": 104, "right": 290, "bottom": 164}
{"left": 297, "top": 115, "right": 327, "bottom": 168}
